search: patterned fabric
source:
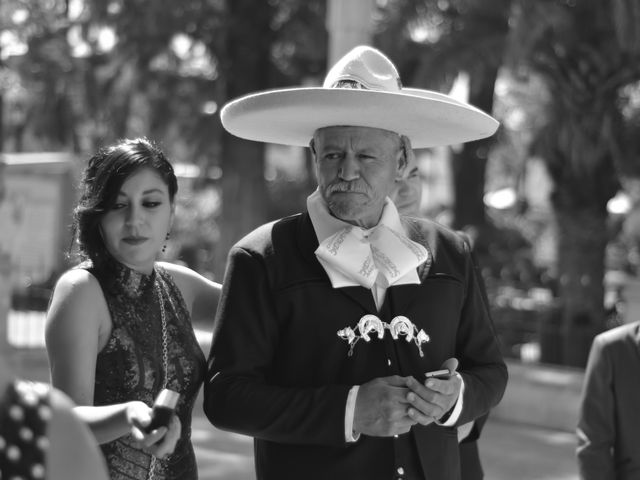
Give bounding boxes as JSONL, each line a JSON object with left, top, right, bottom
{"left": 83, "top": 257, "right": 206, "bottom": 480}
{"left": 315, "top": 224, "right": 429, "bottom": 289}
{"left": 307, "top": 190, "right": 429, "bottom": 290}
{"left": 0, "top": 380, "right": 51, "bottom": 479}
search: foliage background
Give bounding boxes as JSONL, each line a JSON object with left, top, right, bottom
{"left": 3, "top": 0, "right": 640, "bottom": 367}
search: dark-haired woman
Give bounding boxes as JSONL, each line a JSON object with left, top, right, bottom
{"left": 45, "top": 138, "right": 220, "bottom": 480}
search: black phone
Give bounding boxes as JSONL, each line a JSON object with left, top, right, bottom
{"left": 144, "top": 389, "right": 180, "bottom": 433}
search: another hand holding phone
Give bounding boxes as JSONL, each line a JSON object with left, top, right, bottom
{"left": 405, "top": 357, "right": 462, "bottom": 426}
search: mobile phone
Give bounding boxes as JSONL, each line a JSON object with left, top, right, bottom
{"left": 425, "top": 369, "right": 451, "bottom": 379}
{"left": 144, "top": 389, "right": 180, "bottom": 433}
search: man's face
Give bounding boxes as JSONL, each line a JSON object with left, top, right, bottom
{"left": 391, "top": 145, "right": 422, "bottom": 216}
{"left": 312, "top": 126, "right": 406, "bottom": 228}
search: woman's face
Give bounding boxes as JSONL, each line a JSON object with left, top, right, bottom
{"left": 99, "top": 167, "right": 174, "bottom": 273}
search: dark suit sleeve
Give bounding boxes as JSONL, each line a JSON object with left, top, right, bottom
{"left": 456, "top": 241, "right": 508, "bottom": 426}
{"left": 576, "top": 335, "right": 616, "bottom": 480}
{"left": 203, "top": 246, "right": 351, "bottom": 446}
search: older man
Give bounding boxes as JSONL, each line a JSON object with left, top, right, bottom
{"left": 204, "top": 46, "right": 507, "bottom": 480}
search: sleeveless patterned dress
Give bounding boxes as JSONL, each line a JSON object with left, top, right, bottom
{"left": 83, "top": 257, "right": 206, "bottom": 480}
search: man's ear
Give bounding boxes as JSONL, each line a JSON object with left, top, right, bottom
{"left": 309, "top": 138, "right": 317, "bottom": 158}
{"left": 396, "top": 135, "right": 411, "bottom": 180}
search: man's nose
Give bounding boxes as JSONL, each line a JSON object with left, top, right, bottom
{"left": 338, "top": 154, "right": 360, "bottom": 181}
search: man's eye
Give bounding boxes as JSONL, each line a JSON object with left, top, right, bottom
{"left": 324, "top": 153, "right": 342, "bottom": 161}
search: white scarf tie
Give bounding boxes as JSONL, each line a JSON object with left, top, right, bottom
{"left": 315, "top": 223, "right": 428, "bottom": 289}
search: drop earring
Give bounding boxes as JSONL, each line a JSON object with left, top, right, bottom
{"left": 162, "top": 232, "right": 170, "bottom": 253}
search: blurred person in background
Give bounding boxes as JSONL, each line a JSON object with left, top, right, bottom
{"left": 204, "top": 45, "right": 506, "bottom": 480}
{"left": 390, "top": 142, "right": 422, "bottom": 217}
{"left": 390, "top": 144, "right": 490, "bottom": 480}
{"left": 0, "top": 362, "right": 109, "bottom": 479}
{"left": 577, "top": 320, "right": 640, "bottom": 480}
{"left": 45, "top": 138, "right": 221, "bottom": 480}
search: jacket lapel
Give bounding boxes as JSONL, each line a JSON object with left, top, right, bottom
{"left": 384, "top": 283, "right": 424, "bottom": 315}
{"left": 338, "top": 286, "right": 378, "bottom": 313}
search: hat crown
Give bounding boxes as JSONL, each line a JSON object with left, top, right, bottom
{"left": 323, "top": 46, "right": 402, "bottom": 92}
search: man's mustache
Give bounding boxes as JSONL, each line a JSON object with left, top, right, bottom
{"left": 327, "top": 181, "right": 369, "bottom": 194}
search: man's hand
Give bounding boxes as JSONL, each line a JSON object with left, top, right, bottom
{"left": 353, "top": 376, "right": 417, "bottom": 437}
{"left": 405, "top": 374, "right": 462, "bottom": 426}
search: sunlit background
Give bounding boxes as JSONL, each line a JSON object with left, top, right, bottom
{"left": 3, "top": 0, "right": 640, "bottom": 478}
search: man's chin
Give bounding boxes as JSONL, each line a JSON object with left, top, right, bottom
{"left": 327, "top": 202, "right": 360, "bottom": 222}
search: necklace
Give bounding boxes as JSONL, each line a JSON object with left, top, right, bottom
{"left": 147, "top": 271, "right": 172, "bottom": 480}
{"left": 155, "top": 278, "right": 170, "bottom": 388}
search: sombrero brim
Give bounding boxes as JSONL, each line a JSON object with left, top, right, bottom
{"left": 221, "top": 87, "right": 499, "bottom": 149}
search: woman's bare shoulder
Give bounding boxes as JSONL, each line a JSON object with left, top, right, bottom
{"left": 46, "top": 268, "right": 108, "bottom": 333}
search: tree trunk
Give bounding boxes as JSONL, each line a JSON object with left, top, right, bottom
{"left": 214, "top": 0, "right": 274, "bottom": 279}
{"left": 451, "top": 138, "right": 489, "bottom": 230}
{"left": 451, "top": 68, "right": 499, "bottom": 231}
{"left": 0, "top": 92, "right": 3, "bottom": 151}
{"left": 555, "top": 207, "right": 608, "bottom": 367}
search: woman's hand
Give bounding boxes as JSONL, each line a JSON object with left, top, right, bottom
{"left": 145, "top": 414, "right": 181, "bottom": 459}
{"left": 126, "top": 401, "right": 181, "bottom": 458}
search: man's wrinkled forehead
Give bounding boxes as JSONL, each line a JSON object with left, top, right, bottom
{"left": 311, "top": 125, "right": 402, "bottom": 149}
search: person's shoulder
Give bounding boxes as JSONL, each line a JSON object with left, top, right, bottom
{"left": 47, "top": 266, "right": 106, "bottom": 333}
{"left": 52, "top": 266, "right": 102, "bottom": 299}
{"left": 234, "top": 213, "right": 303, "bottom": 253}
{"left": 402, "top": 215, "right": 467, "bottom": 251}
{"left": 48, "top": 382, "right": 75, "bottom": 410}
{"left": 595, "top": 321, "right": 640, "bottom": 347}
{"left": 46, "top": 385, "right": 110, "bottom": 480}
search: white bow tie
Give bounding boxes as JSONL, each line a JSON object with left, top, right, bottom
{"left": 315, "top": 224, "right": 429, "bottom": 289}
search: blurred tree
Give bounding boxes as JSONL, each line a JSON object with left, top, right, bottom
{"left": 2, "top": 0, "right": 327, "bottom": 278}
{"left": 510, "top": 0, "right": 640, "bottom": 367}
{"left": 210, "top": 0, "right": 327, "bottom": 277}
{"left": 375, "top": 0, "right": 513, "bottom": 234}
{"left": 1, "top": 0, "right": 79, "bottom": 151}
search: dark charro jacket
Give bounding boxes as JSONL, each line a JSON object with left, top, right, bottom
{"left": 204, "top": 212, "right": 507, "bottom": 480}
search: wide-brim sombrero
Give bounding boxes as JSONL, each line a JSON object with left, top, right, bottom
{"left": 220, "top": 46, "right": 499, "bottom": 149}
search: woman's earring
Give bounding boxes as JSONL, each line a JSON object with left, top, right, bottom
{"left": 162, "top": 232, "right": 170, "bottom": 253}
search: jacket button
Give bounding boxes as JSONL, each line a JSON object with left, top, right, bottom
{"left": 397, "top": 467, "right": 405, "bottom": 475}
